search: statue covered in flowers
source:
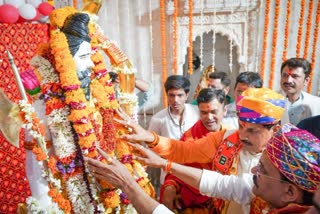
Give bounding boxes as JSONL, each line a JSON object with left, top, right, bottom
{"left": 19, "top": 6, "right": 154, "bottom": 213}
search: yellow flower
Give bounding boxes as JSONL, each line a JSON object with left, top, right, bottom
{"left": 50, "top": 7, "right": 77, "bottom": 29}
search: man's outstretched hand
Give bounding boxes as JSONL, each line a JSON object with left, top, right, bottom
{"left": 114, "top": 108, "right": 155, "bottom": 143}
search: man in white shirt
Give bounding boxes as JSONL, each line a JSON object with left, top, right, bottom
{"left": 148, "top": 75, "right": 199, "bottom": 185}
{"left": 86, "top": 123, "right": 320, "bottom": 214}
{"left": 148, "top": 75, "right": 199, "bottom": 140}
{"left": 116, "top": 87, "right": 286, "bottom": 213}
{"left": 280, "top": 58, "right": 320, "bottom": 125}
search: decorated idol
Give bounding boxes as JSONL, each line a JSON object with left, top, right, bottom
{"left": 3, "top": 6, "right": 154, "bottom": 213}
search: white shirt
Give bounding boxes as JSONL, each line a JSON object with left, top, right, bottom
{"left": 224, "top": 102, "right": 239, "bottom": 129}
{"left": 286, "top": 91, "right": 320, "bottom": 125}
{"left": 152, "top": 169, "right": 255, "bottom": 214}
{"left": 199, "top": 169, "right": 254, "bottom": 212}
{"left": 148, "top": 103, "right": 199, "bottom": 140}
{"left": 148, "top": 103, "right": 199, "bottom": 183}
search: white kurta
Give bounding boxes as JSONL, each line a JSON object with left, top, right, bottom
{"left": 152, "top": 169, "right": 255, "bottom": 214}
{"left": 199, "top": 169, "right": 254, "bottom": 212}
{"left": 148, "top": 103, "right": 199, "bottom": 184}
{"left": 286, "top": 91, "right": 320, "bottom": 125}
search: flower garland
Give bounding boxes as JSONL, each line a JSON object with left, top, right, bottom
{"left": 296, "top": 0, "right": 305, "bottom": 57}
{"left": 200, "top": 0, "right": 204, "bottom": 72}
{"left": 229, "top": 4, "right": 234, "bottom": 73}
{"left": 160, "top": 0, "right": 168, "bottom": 107}
{"left": 173, "top": 0, "right": 178, "bottom": 74}
{"left": 303, "top": 0, "right": 314, "bottom": 59}
{"left": 282, "top": 0, "right": 291, "bottom": 62}
{"left": 19, "top": 99, "right": 71, "bottom": 213}
{"left": 149, "top": 0, "right": 155, "bottom": 119}
{"left": 89, "top": 12, "right": 155, "bottom": 211}
{"left": 268, "top": 0, "right": 280, "bottom": 89}
{"left": 260, "top": 0, "right": 270, "bottom": 80}
{"left": 73, "top": 0, "right": 77, "bottom": 9}
{"left": 308, "top": 1, "right": 320, "bottom": 93}
{"left": 188, "top": 0, "right": 193, "bottom": 75}
{"left": 211, "top": 0, "right": 216, "bottom": 69}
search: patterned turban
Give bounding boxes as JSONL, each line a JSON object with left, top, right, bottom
{"left": 236, "top": 88, "right": 285, "bottom": 124}
{"left": 266, "top": 124, "right": 320, "bottom": 192}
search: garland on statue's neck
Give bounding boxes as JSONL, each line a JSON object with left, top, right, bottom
{"left": 303, "top": 0, "right": 314, "bottom": 59}
{"left": 296, "top": 0, "right": 305, "bottom": 57}
{"left": 282, "top": 0, "right": 291, "bottom": 62}
{"left": 268, "top": 0, "right": 280, "bottom": 89}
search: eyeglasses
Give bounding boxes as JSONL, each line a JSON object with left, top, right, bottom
{"left": 255, "top": 163, "right": 290, "bottom": 184}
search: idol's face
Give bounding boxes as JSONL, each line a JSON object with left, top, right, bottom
{"left": 73, "top": 41, "right": 94, "bottom": 72}
{"left": 73, "top": 41, "right": 94, "bottom": 100}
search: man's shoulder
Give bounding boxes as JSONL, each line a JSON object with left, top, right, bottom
{"left": 151, "top": 108, "right": 169, "bottom": 118}
{"left": 302, "top": 91, "right": 320, "bottom": 102}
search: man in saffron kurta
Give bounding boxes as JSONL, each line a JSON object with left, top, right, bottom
{"left": 160, "top": 89, "right": 230, "bottom": 212}
{"left": 120, "top": 88, "right": 286, "bottom": 214}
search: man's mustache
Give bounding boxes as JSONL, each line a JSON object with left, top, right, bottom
{"left": 283, "top": 82, "right": 294, "bottom": 87}
{"left": 240, "top": 139, "right": 253, "bottom": 146}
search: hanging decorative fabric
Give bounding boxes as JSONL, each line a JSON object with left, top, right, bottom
{"left": 296, "top": 0, "right": 305, "bottom": 57}
{"left": 308, "top": 1, "right": 320, "bottom": 93}
{"left": 269, "top": 0, "right": 280, "bottom": 89}
{"left": 260, "top": 0, "right": 271, "bottom": 81}
{"left": 149, "top": 0, "right": 155, "bottom": 119}
{"left": 211, "top": 0, "right": 216, "bottom": 69}
{"left": 303, "top": 0, "right": 314, "bottom": 59}
{"left": 245, "top": 0, "right": 249, "bottom": 71}
{"left": 188, "top": 0, "right": 193, "bottom": 74}
{"left": 255, "top": 1, "right": 263, "bottom": 72}
{"left": 160, "top": 0, "right": 168, "bottom": 106}
{"left": 117, "top": 0, "right": 121, "bottom": 47}
{"left": 282, "top": 0, "right": 291, "bottom": 62}
{"left": 137, "top": 0, "right": 142, "bottom": 24}
{"left": 173, "top": 0, "right": 178, "bottom": 74}
{"left": 229, "top": 5, "right": 234, "bottom": 73}
{"left": 199, "top": 0, "right": 204, "bottom": 72}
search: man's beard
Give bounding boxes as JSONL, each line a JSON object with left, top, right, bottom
{"left": 77, "top": 68, "right": 91, "bottom": 101}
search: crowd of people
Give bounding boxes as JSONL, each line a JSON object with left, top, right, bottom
{"left": 2, "top": 5, "right": 320, "bottom": 214}
{"left": 87, "top": 57, "right": 320, "bottom": 214}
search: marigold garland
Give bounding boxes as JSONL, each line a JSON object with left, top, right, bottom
{"left": 282, "top": 0, "right": 291, "bottom": 62}
{"left": 24, "top": 7, "right": 153, "bottom": 213}
{"left": 303, "top": 0, "right": 314, "bottom": 59}
{"left": 160, "top": 0, "right": 168, "bottom": 107}
{"left": 307, "top": 1, "right": 320, "bottom": 93}
{"left": 260, "top": 0, "right": 270, "bottom": 80}
{"left": 188, "top": 0, "right": 193, "bottom": 75}
{"left": 173, "top": 0, "right": 178, "bottom": 75}
{"left": 268, "top": 0, "right": 280, "bottom": 89}
{"left": 73, "top": 0, "right": 77, "bottom": 9}
{"left": 296, "top": 0, "right": 305, "bottom": 57}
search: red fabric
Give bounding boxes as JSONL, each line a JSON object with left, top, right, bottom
{"left": 269, "top": 204, "right": 310, "bottom": 214}
{"left": 160, "top": 120, "right": 212, "bottom": 209}
{"left": 0, "top": 23, "right": 50, "bottom": 213}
